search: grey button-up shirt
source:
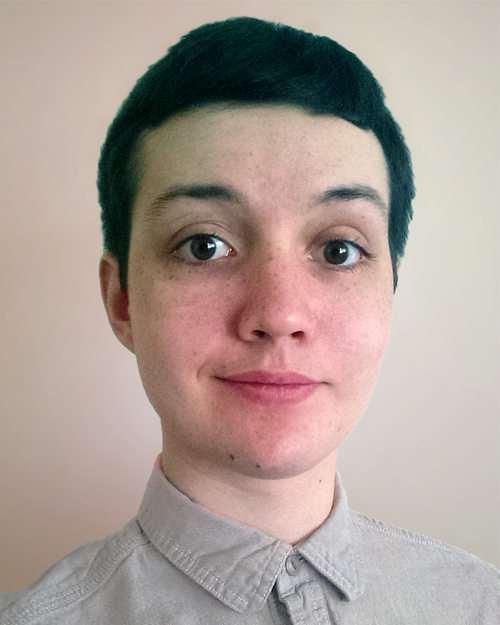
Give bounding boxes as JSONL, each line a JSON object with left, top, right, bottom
{"left": 1, "top": 456, "right": 499, "bottom": 624}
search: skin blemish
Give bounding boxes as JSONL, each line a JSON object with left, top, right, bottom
{"left": 256, "top": 463, "right": 261, "bottom": 469}
{"left": 229, "top": 454, "right": 235, "bottom": 461}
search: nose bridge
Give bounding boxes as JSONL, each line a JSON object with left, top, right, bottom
{"left": 237, "top": 248, "right": 316, "bottom": 342}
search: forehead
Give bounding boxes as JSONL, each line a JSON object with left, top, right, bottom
{"left": 134, "top": 104, "right": 389, "bottom": 215}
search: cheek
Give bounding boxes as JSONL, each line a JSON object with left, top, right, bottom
{"left": 128, "top": 280, "right": 230, "bottom": 421}
{"left": 130, "top": 277, "right": 229, "bottom": 372}
{"left": 322, "top": 287, "right": 393, "bottom": 386}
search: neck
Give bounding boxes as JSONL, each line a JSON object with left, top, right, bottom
{"left": 161, "top": 449, "right": 337, "bottom": 545}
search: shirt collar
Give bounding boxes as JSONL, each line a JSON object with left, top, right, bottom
{"left": 137, "top": 455, "right": 364, "bottom": 613}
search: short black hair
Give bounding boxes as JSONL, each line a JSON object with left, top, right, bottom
{"left": 98, "top": 17, "right": 415, "bottom": 291}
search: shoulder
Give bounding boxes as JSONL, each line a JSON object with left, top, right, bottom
{"left": 349, "top": 509, "right": 500, "bottom": 602}
{"left": 0, "top": 519, "right": 150, "bottom": 625}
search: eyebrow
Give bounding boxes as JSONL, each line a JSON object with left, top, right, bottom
{"left": 146, "top": 182, "right": 388, "bottom": 219}
{"left": 315, "top": 184, "right": 388, "bottom": 215}
{"left": 148, "top": 184, "right": 238, "bottom": 217}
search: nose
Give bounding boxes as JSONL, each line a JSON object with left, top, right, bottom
{"left": 235, "top": 254, "right": 317, "bottom": 344}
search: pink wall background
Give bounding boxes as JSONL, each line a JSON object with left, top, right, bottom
{"left": 0, "top": 1, "right": 498, "bottom": 591}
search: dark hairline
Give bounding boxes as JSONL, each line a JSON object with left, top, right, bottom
{"left": 98, "top": 18, "right": 414, "bottom": 294}
{"left": 129, "top": 102, "right": 389, "bottom": 226}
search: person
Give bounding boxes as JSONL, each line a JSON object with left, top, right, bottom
{"left": 0, "top": 16, "right": 498, "bottom": 625}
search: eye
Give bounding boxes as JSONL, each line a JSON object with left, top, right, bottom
{"left": 323, "top": 239, "right": 362, "bottom": 266}
{"left": 175, "top": 233, "right": 233, "bottom": 263}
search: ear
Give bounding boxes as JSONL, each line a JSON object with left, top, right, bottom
{"left": 99, "top": 252, "right": 135, "bottom": 353}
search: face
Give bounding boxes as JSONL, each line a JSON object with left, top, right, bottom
{"left": 102, "top": 105, "right": 393, "bottom": 482}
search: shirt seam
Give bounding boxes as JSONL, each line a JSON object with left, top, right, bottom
{"left": 161, "top": 536, "right": 250, "bottom": 604}
{"left": 3, "top": 532, "right": 150, "bottom": 625}
{"left": 301, "top": 544, "right": 360, "bottom": 597}
{"left": 351, "top": 511, "right": 499, "bottom": 573}
{"left": 140, "top": 509, "right": 288, "bottom": 611}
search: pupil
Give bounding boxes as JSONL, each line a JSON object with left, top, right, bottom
{"left": 191, "top": 235, "right": 217, "bottom": 260}
{"left": 324, "top": 240, "right": 349, "bottom": 265}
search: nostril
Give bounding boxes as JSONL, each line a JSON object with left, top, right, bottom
{"left": 249, "top": 329, "right": 305, "bottom": 340}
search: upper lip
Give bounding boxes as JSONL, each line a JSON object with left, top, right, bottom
{"left": 217, "top": 371, "right": 320, "bottom": 385}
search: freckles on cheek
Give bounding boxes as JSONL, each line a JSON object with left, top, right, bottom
{"left": 148, "top": 283, "right": 229, "bottom": 350}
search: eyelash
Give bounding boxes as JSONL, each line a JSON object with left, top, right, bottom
{"left": 172, "top": 232, "right": 373, "bottom": 270}
{"left": 173, "top": 232, "right": 233, "bottom": 265}
{"left": 323, "top": 240, "right": 374, "bottom": 272}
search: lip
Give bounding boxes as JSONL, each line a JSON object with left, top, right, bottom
{"left": 219, "top": 371, "right": 319, "bottom": 385}
{"left": 215, "top": 371, "right": 322, "bottom": 405}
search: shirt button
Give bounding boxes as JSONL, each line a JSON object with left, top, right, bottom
{"left": 285, "top": 554, "right": 302, "bottom": 576}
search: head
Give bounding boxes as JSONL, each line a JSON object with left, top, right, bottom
{"left": 98, "top": 18, "right": 414, "bottom": 483}
{"left": 98, "top": 17, "right": 414, "bottom": 293}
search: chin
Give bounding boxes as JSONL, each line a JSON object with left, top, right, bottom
{"left": 223, "top": 434, "right": 337, "bottom": 481}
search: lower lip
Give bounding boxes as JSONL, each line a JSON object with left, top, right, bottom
{"left": 216, "top": 379, "right": 321, "bottom": 405}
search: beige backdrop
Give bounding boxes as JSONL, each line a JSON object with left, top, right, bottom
{"left": 0, "top": 1, "right": 498, "bottom": 591}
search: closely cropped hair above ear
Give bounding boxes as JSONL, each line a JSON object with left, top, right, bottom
{"left": 97, "top": 17, "right": 415, "bottom": 292}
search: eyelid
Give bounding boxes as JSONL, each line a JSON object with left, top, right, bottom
{"left": 315, "top": 237, "right": 374, "bottom": 270}
{"left": 171, "top": 231, "right": 373, "bottom": 270}
{"left": 330, "top": 238, "right": 371, "bottom": 257}
{"left": 173, "top": 232, "right": 234, "bottom": 263}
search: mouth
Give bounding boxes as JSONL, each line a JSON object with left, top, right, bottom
{"left": 215, "top": 371, "right": 322, "bottom": 405}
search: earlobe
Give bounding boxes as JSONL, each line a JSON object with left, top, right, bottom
{"left": 99, "top": 252, "right": 135, "bottom": 353}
